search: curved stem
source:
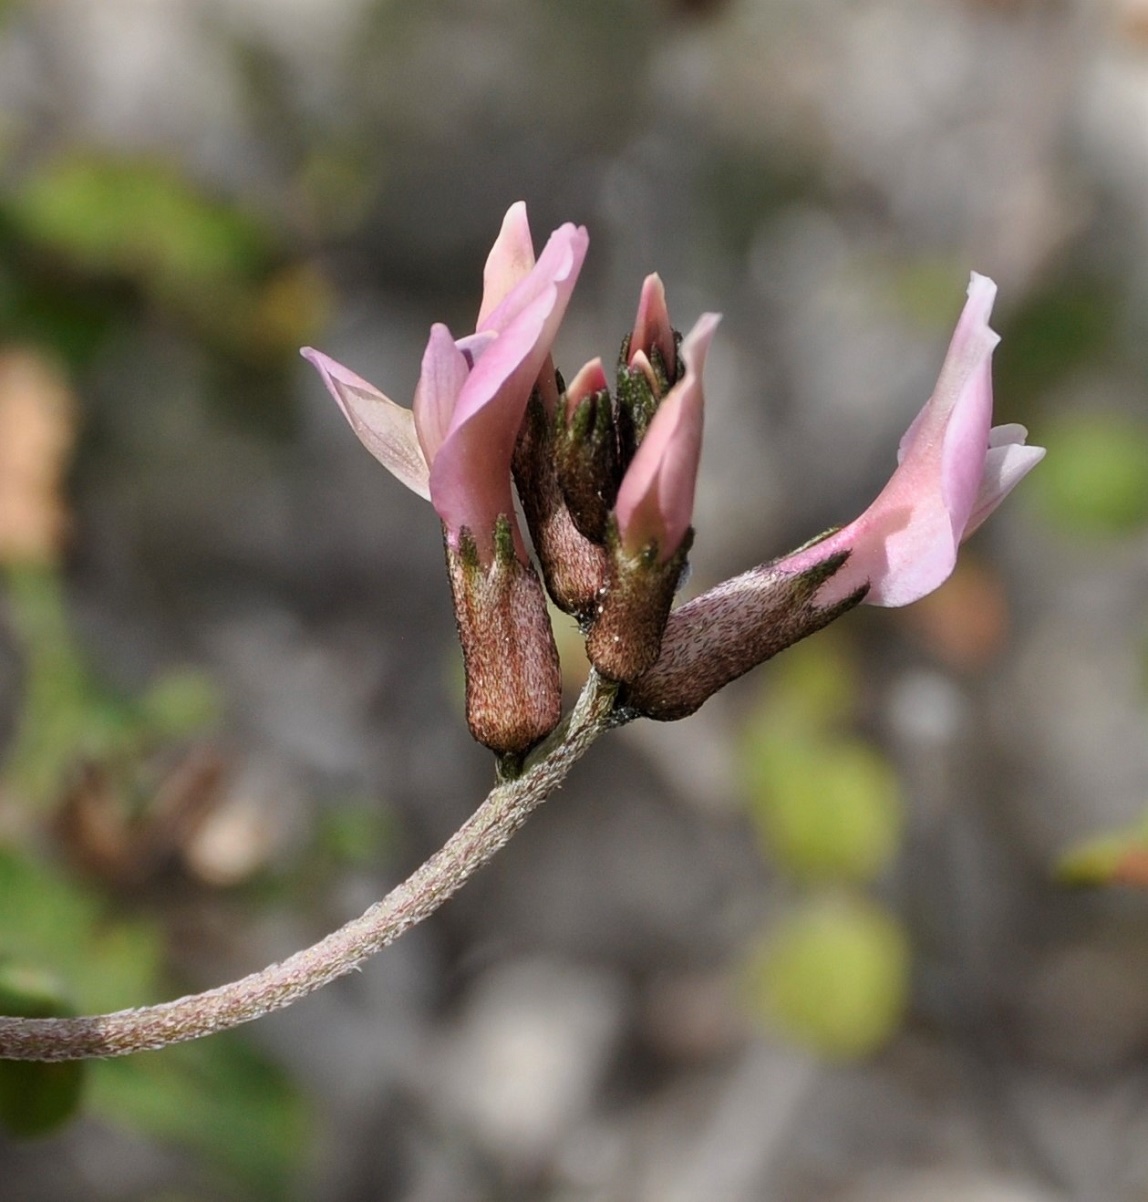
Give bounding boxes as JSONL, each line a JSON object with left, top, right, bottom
{"left": 0, "top": 672, "right": 620, "bottom": 1062}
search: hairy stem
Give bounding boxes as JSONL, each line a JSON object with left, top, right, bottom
{"left": 0, "top": 672, "right": 620, "bottom": 1062}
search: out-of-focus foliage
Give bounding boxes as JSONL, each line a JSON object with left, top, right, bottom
{"left": 743, "top": 894, "right": 910, "bottom": 1060}
{"left": 0, "top": 850, "right": 161, "bottom": 1013}
{"left": 0, "top": 848, "right": 307, "bottom": 1190}
{"left": 0, "top": 964, "right": 85, "bottom": 1137}
{"left": 738, "top": 635, "right": 908, "bottom": 1058}
{"left": 0, "top": 140, "right": 314, "bottom": 1178}
{"left": 1032, "top": 411, "right": 1148, "bottom": 537}
{"left": 90, "top": 1038, "right": 308, "bottom": 1200}
{"left": 4, "top": 565, "right": 221, "bottom": 808}
{"left": 741, "top": 637, "right": 903, "bottom": 884}
{"left": 1058, "top": 813, "right": 1148, "bottom": 888}
{"left": 994, "top": 279, "right": 1117, "bottom": 412}
{"left": 6, "top": 155, "right": 328, "bottom": 366}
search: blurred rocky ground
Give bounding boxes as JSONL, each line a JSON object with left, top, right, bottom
{"left": 2, "top": 0, "right": 1148, "bottom": 1199}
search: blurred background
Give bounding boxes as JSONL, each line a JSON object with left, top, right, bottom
{"left": 1, "top": 0, "right": 1148, "bottom": 1198}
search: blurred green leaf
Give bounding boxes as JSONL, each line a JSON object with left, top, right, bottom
{"left": 0, "top": 211, "right": 119, "bottom": 366}
{"left": 1056, "top": 809, "right": 1148, "bottom": 887}
{"left": 740, "top": 636, "right": 902, "bottom": 883}
{"left": 3, "top": 565, "right": 125, "bottom": 805}
{"left": 91, "top": 1036, "right": 308, "bottom": 1200}
{"left": 744, "top": 894, "right": 910, "bottom": 1059}
{"left": 0, "top": 850, "right": 162, "bottom": 1013}
{"left": 0, "top": 964, "right": 86, "bottom": 1137}
{"left": 11, "top": 156, "right": 268, "bottom": 299}
{"left": 751, "top": 634, "right": 859, "bottom": 736}
{"left": 140, "top": 670, "right": 222, "bottom": 740}
{"left": 3, "top": 565, "right": 221, "bottom": 809}
{"left": 744, "top": 734, "right": 902, "bottom": 883}
{"left": 315, "top": 801, "right": 396, "bottom": 870}
{"left": 1031, "top": 411, "right": 1148, "bottom": 536}
{"left": 1055, "top": 833, "right": 1128, "bottom": 886}
{"left": 994, "top": 279, "right": 1116, "bottom": 412}
{"left": 5, "top": 154, "right": 326, "bottom": 383}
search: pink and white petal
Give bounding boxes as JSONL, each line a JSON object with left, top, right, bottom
{"left": 989, "top": 422, "right": 1029, "bottom": 448}
{"left": 454, "top": 329, "right": 497, "bottom": 368}
{"left": 429, "top": 287, "right": 561, "bottom": 557}
{"left": 301, "top": 347, "right": 430, "bottom": 499}
{"left": 965, "top": 438, "right": 1045, "bottom": 537}
{"left": 445, "top": 225, "right": 587, "bottom": 441}
{"left": 938, "top": 350, "right": 995, "bottom": 533}
{"left": 477, "top": 202, "right": 537, "bottom": 327}
{"left": 615, "top": 313, "right": 720, "bottom": 560}
{"left": 630, "top": 273, "right": 676, "bottom": 376}
{"left": 899, "top": 274, "right": 1000, "bottom": 466}
{"left": 477, "top": 222, "right": 588, "bottom": 337}
{"left": 412, "top": 323, "right": 469, "bottom": 465}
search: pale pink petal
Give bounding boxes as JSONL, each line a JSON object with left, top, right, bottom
{"left": 939, "top": 348, "right": 995, "bottom": 533}
{"left": 477, "top": 222, "right": 589, "bottom": 337}
{"left": 301, "top": 347, "right": 430, "bottom": 499}
{"left": 896, "top": 273, "right": 999, "bottom": 465}
{"left": 630, "top": 273, "right": 676, "bottom": 378}
{"left": 627, "top": 348, "right": 661, "bottom": 396}
{"left": 430, "top": 225, "right": 589, "bottom": 558}
{"left": 614, "top": 313, "right": 721, "bottom": 560}
{"left": 477, "top": 202, "right": 536, "bottom": 327}
{"left": 965, "top": 433, "right": 1045, "bottom": 537}
{"left": 564, "top": 357, "right": 609, "bottom": 418}
{"left": 988, "top": 422, "right": 1028, "bottom": 447}
{"left": 429, "top": 288, "right": 555, "bottom": 556}
{"left": 775, "top": 273, "right": 1042, "bottom": 609}
{"left": 411, "top": 324, "right": 469, "bottom": 465}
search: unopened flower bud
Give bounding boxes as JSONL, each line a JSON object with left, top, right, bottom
{"left": 445, "top": 516, "right": 562, "bottom": 757}
{"left": 585, "top": 522, "right": 693, "bottom": 682}
{"left": 614, "top": 357, "right": 662, "bottom": 466}
{"left": 585, "top": 314, "right": 719, "bottom": 682}
{"left": 624, "top": 274, "right": 678, "bottom": 391}
{"left": 512, "top": 368, "right": 610, "bottom": 621}
{"left": 615, "top": 274, "right": 680, "bottom": 462}
{"left": 554, "top": 358, "right": 619, "bottom": 544}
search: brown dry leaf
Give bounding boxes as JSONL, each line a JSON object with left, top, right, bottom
{"left": 0, "top": 349, "right": 77, "bottom": 565}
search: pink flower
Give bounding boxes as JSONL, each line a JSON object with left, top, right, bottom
{"left": 781, "top": 272, "right": 1044, "bottom": 607}
{"left": 627, "top": 273, "right": 677, "bottom": 390}
{"left": 302, "top": 203, "right": 588, "bottom": 562}
{"left": 626, "top": 272, "right": 1044, "bottom": 721}
{"left": 613, "top": 312, "right": 721, "bottom": 561}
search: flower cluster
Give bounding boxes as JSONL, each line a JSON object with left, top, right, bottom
{"left": 304, "top": 205, "right": 1044, "bottom": 757}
